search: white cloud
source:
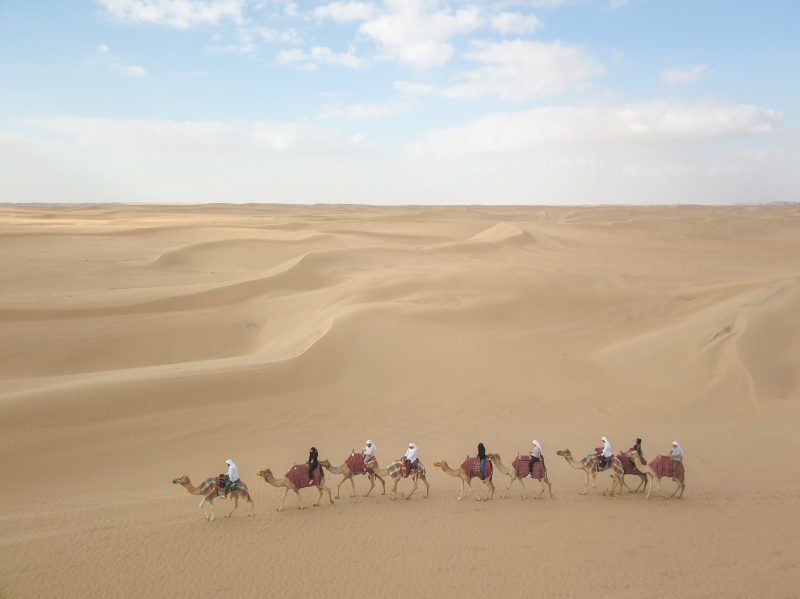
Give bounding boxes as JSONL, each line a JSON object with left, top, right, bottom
{"left": 122, "top": 64, "right": 148, "bottom": 77}
{"left": 25, "top": 116, "right": 360, "bottom": 154}
{"left": 661, "top": 64, "right": 712, "bottom": 86}
{"left": 490, "top": 11, "right": 541, "bottom": 35}
{"left": 318, "top": 101, "right": 408, "bottom": 120}
{"left": 96, "top": 0, "right": 245, "bottom": 28}
{"left": 278, "top": 46, "right": 365, "bottom": 69}
{"left": 411, "top": 102, "right": 782, "bottom": 154}
{"left": 443, "top": 39, "right": 603, "bottom": 101}
{"left": 609, "top": 0, "right": 628, "bottom": 9}
{"left": 359, "top": 0, "right": 481, "bottom": 69}
{"left": 527, "top": 0, "right": 571, "bottom": 7}
{"left": 314, "top": 1, "right": 375, "bottom": 21}
{"left": 393, "top": 80, "right": 434, "bottom": 96}
{"left": 94, "top": 43, "right": 148, "bottom": 78}
{"left": 3, "top": 113, "right": 795, "bottom": 204}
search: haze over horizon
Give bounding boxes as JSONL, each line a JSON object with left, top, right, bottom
{"left": 1, "top": 0, "right": 798, "bottom": 204}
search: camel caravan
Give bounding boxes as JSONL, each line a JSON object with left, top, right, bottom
{"left": 172, "top": 438, "right": 686, "bottom": 520}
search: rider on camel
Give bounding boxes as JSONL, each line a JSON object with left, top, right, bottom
{"left": 596, "top": 436, "right": 613, "bottom": 469}
{"left": 362, "top": 439, "right": 377, "bottom": 472}
{"left": 528, "top": 440, "right": 542, "bottom": 476}
{"left": 402, "top": 442, "right": 418, "bottom": 477}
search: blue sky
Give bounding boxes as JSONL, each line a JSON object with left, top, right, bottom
{"left": 1, "top": 0, "right": 798, "bottom": 203}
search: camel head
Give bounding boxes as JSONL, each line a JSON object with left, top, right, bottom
{"left": 172, "top": 475, "right": 189, "bottom": 485}
{"left": 256, "top": 469, "right": 273, "bottom": 479}
{"left": 320, "top": 459, "right": 331, "bottom": 468}
{"left": 555, "top": 449, "right": 572, "bottom": 458}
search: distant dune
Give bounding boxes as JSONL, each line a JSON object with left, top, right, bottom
{"left": 1, "top": 204, "right": 799, "bottom": 598}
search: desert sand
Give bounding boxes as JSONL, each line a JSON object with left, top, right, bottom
{"left": 1, "top": 203, "right": 799, "bottom": 598}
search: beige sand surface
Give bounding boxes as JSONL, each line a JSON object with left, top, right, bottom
{"left": 1, "top": 204, "right": 799, "bottom": 598}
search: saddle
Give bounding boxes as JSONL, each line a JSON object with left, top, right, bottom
{"left": 461, "top": 457, "right": 493, "bottom": 480}
{"left": 619, "top": 453, "right": 645, "bottom": 475}
{"left": 512, "top": 455, "right": 546, "bottom": 479}
{"left": 346, "top": 452, "right": 372, "bottom": 475}
{"left": 286, "top": 463, "right": 324, "bottom": 489}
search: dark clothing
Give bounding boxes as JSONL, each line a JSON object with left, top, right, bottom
{"left": 479, "top": 458, "right": 487, "bottom": 480}
{"left": 308, "top": 448, "right": 319, "bottom": 482}
{"left": 477, "top": 443, "right": 487, "bottom": 460}
{"left": 528, "top": 455, "right": 540, "bottom": 474}
{"left": 630, "top": 440, "right": 643, "bottom": 458}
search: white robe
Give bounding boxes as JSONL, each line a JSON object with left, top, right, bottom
{"left": 364, "top": 441, "right": 376, "bottom": 458}
{"left": 226, "top": 459, "right": 239, "bottom": 482}
{"left": 601, "top": 438, "right": 612, "bottom": 458}
{"left": 404, "top": 445, "right": 417, "bottom": 462}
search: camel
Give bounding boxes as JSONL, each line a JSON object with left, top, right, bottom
{"left": 171, "top": 475, "right": 254, "bottom": 521}
{"left": 371, "top": 461, "right": 430, "bottom": 500}
{"left": 555, "top": 449, "right": 626, "bottom": 497}
{"left": 320, "top": 454, "right": 386, "bottom": 498}
{"left": 619, "top": 452, "right": 649, "bottom": 493}
{"left": 489, "top": 453, "right": 553, "bottom": 499}
{"left": 256, "top": 467, "right": 335, "bottom": 511}
{"left": 432, "top": 459, "right": 495, "bottom": 501}
{"left": 627, "top": 451, "right": 686, "bottom": 499}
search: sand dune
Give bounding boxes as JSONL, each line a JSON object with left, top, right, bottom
{"left": 1, "top": 204, "right": 799, "bottom": 599}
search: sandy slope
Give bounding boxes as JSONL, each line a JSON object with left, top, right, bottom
{"left": 1, "top": 204, "right": 799, "bottom": 599}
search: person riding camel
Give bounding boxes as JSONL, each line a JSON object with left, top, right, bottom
{"left": 308, "top": 447, "right": 319, "bottom": 485}
{"left": 671, "top": 441, "right": 683, "bottom": 481}
{"left": 629, "top": 437, "right": 643, "bottom": 459}
{"left": 596, "top": 436, "right": 613, "bottom": 469}
{"left": 478, "top": 442, "right": 488, "bottom": 480}
{"left": 528, "top": 440, "right": 542, "bottom": 476}
{"left": 219, "top": 458, "right": 239, "bottom": 499}
{"left": 402, "top": 442, "right": 418, "bottom": 477}
{"left": 362, "top": 439, "right": 377, "bottom": 472}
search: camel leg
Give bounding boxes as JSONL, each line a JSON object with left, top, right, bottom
{"left": 247, "top": 496, "right": 255, "bottom": 515}
{"left": 591, "top": 471, "right": 597, "bottom": 488}
{"left": 457, "top": 478, "right": 465, "bottom": 501}
{"left": 644, "top": 475, "right": 653, "bottom": 499}
{"left": 278, "top": 488, "right": 289, "bottom": 512}
{"left": 580, "top": 471, "right": 590, "bottom": 495}
{"left": 390, "top": 479, "right": 399, "bottom": 500}
{"left": 364, "top": 474, "right": 376, "bottom": 497}
{"left": 314, "top": 486, "right": 323, "bottom": 506}
{"left": 198, "top": 496, "right": 211, "bottom": 521}
{"left": 486, "top": 479, "right": 495, "bottom": 500}
{"left": 378, "top": 474, "right": 386, "bottom": 495}
{"left": 294, "top": 488, "right": 304, "bottom": 510}
{"left": 404, "top": 477, "right": 417, "bottom": 500}
{"left": 208, "top": 498, "right": 215, "bottom": 521}
{"left": 335, "top": 476, "right": 346, "bottom": 500}
{"left": 225, "top": 494, "right": 239, "bottom": 518}
{"left": 466, "top": 478, "right": 480, "bottom": 501}
{"left": 349, "top": 476, "right": 356, "bottom": 498}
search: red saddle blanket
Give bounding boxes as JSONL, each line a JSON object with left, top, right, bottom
{"left": 286, "top": 463, "right": 324, "bottom": 490}
{"left": 461, "top": 457, "right": 493, "bottom": 480}
{"left": 512, "top": 455, "right": 547, "bottom": 479}
{"left": 619, "top": 453, "right": 646, "bottom": 475}
{"left": 345, "top": 453, "right": 373, "bottom": 474}
{"left": 649, "top": 455, "right": 685, "bottom": 482}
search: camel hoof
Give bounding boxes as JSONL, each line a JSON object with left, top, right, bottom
{"left": 456, "top": 497, "right": 462, "bottom": 501}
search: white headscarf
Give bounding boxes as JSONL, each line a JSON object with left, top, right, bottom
{"left": 532, "top": 440, "right": 542, "bottom": 457}
{"left": 364, "top": 439, "right": 376, "bottom": 457}
{"left": 404, "top": 442, "right": 417, "bottom": 462}
{"left": 672, "top": 441, "right": 682, "bottom": 456}
{"left": 601, "top": 437, "right": 612, "bottom": 457}
{"left": 226, "top": 458, "right": 239, "bottom": 482}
